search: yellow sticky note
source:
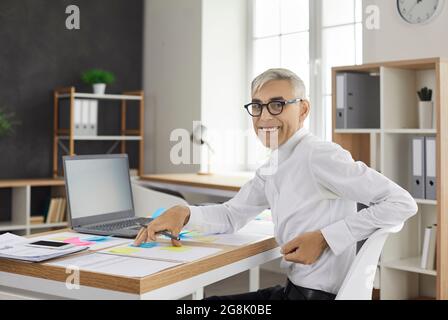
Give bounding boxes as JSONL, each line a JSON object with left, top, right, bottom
{"left": 195, "top": 236, "right": 217, "bottom": 243}
{"left": 108, "top": 247, "right": 140, "bottom": 254}
{"left": 51, "top": 237, "right": 69, "bottom": 241}
{"left": 160, "top": 246, "right": 191, "bottom": 253}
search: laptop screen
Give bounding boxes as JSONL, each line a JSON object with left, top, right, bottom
{"left": 64, "top": 156, "right": 134, "bottom": 220}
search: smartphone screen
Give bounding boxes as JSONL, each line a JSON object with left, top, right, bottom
{"left": 28, "top": 240, "right": 68, "bottom": 248}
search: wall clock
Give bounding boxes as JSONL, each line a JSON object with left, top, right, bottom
{"left": 397, "top": 0, "right": 445, "bottom": 24}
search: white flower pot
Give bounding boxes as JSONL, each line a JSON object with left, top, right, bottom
{"left": 418, "top": 101, "right": 434, "bottom": 129}
{"left": 93, "top": 83, "right": 106, "bottom": 95}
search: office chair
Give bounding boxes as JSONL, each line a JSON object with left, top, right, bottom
{"left": 335, "top": 223, "right": 404, "bottom": 300}
{"left": 131, "top": 182, "right": 189, "bottom": 218}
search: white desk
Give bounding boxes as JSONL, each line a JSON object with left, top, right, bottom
{"left": 0, "top": 228, "right": 279, "bottom": 300}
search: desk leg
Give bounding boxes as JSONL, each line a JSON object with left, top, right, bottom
{"left": 192, "top": 287, "right": 204, "bottom": 300}
{"left": 249, "top": 267, "right": 260, "bottom": 292}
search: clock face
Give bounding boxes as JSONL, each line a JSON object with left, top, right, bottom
{"left": 397, "top": 0, "right": 444, "bottom": 24}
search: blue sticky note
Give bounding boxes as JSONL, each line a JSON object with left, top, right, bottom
{"left": 133, "top": 242, "right": 158, "bottom": 249}
{"left": 85, "top": 236, "right": 110, "bottom": 242}
{"left": 151, "top": 207, "right": 166, "bottom": 219}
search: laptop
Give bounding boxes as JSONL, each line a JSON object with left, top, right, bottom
{"left": 63, "top": 154, "right": 152, "bottom": 238}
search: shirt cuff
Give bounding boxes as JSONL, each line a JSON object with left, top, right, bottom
{"left": 184, "top": 206, "right": 205, "bottom": 231}
{"left": 321, "top": 220, "right": 356, "bottom": 256}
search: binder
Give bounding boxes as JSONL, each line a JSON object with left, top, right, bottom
{"left": 335, "top": 72, "right": 380, "bottom": 129}
{"left": 336, "top": 73, "right": 346, "bottom": 129}
{"left": 425, "top": 136, "right": 436, "bottom": 200}
{"left": 81, "top": 99, "right": 90, "bottom": 136}
{"left": 74, "top": 99, "right": 82, "bottom": 135}
{"left": 410, "top": 136, "right": 425, "bottom": 199}
{"left": 89, "top": 100, "right": 98, "bottom": 136}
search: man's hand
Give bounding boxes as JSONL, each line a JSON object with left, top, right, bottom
{"left": 133, "top": 205, "right": 191, "bottom": 247}
{"left": 280, "top": 231, "right": 328, "bottom": 265}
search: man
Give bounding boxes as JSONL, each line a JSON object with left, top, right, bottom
{"left": 134, "top": 68, "right": 417, "bottom": 300}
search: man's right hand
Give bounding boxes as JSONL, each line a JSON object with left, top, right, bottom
{"left": 133, "top": 205, "right": 191, "bottom": 247}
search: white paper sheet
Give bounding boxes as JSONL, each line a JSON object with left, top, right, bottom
{"left": 180, "top": 232, "right": 268, "bottom": 246}
{"left": 31, "top": 232, "right": 132, "bottom": 251}
{"left": 47, "top": 252, "right": 182, "bottom": 278}
{"left": 98, "top": 242, "right": 222, "bottom": 263}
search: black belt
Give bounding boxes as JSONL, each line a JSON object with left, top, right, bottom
{"left": 284, "top": 279, "right": 336, "bottom": 300}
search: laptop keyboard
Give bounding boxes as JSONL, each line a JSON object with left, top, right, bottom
{"left": 87, "top": 217, "right": 151, "bottom": 232}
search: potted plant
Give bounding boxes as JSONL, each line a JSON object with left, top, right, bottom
{"left": 81, "top": 69, "right": 115, "bottom": 94}
{"left": 417, "top": 87, "right": 433, "bottom": 129}
{"left": 0, "top": 108, "right": 19, "bottom": 138}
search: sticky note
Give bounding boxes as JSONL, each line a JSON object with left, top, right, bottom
{"left": 134, "top": 242, "right": 158, "bottom": 249}
{"left": 64, "top": 237, "right": 94, "bottom": 246}
{"left": 85, "top": 236, "right": 110, "bottom": 242}
{"left": 108, "top": 247, "right": 140, "bottom": 254}
{"left": 160, "top": 246, "right": 191, "bottom": 253}
{"left": 194, "top": 236, "right": 217, "bottom": 243}
{"left": 51, "top": 237, "right": 69, "bottom": 241}
{"left": 151, "top": 208, "right": 166, "bottom": 219}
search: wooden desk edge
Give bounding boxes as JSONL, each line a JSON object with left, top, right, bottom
{"left": 139, "top": 175, "right": 245, "bottom": 192}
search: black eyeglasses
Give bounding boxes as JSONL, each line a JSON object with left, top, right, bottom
{"left": 244, "top": 98, "right": 303, "bottom": 117}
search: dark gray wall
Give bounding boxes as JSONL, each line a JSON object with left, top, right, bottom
{"left": 0, "top": 0, "right": 143, "bottom": 179}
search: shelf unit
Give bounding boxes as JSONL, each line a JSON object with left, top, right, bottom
{"left": 332, "top": 57, "right": 448, "bottom": 300}
{"left": 0, "top": 179, "right": 68, "bottom": 235}
{"left": 53, "top": 87, "right": 145, "bottom": 177}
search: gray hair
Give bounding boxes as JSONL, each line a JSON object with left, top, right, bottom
{"left": 251, "top": 68, "right": 306, "bottom": 98}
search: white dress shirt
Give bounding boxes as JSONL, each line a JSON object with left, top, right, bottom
{"left": 185, "top": 127, "right": 417, "bottom": 294}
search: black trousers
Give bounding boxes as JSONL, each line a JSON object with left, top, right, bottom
{"left": 205, "top": 279, "right": 337, "bottom": 301}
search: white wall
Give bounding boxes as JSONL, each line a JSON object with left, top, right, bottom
{"left": 143, "top": 0, "right": 249, "bottom": 174}
{"left": 143, "top": 0, "right": 202, "bottom": 174}
{"left": 363, "top": 0, "right": 448, "bottom": 63}
{"left": 201, "top": 0, "right": 249, "bottom": 173}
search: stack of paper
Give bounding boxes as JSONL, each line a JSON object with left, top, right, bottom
{"left": 0, "top": 233, "right": 88, "bottom": 262}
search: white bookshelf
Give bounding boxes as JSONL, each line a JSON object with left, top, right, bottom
{"left": 332, "top": 58, "right": 448, "bottom": 300}
{"left": 0, "top": 179, "right": 68, "bottom": 236}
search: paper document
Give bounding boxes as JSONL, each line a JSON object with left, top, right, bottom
{"left": 47, "top": 253, "right": 182, "bottom": 278}
{"left": 99, "top": 242, "right": 222, "bottom": 263}
{"left": 176, "top": 230, "right": 268, "bottom": 246}
{"left": 31, "top": 232, "right": 131, "bottom": 251}
{"left": 0, "top": 233, "right": 87, "bottom": 262}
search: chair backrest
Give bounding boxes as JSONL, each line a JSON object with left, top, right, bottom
{"left": 131, "top": 182, "right": 188, "bottom": 218}
{"left": 335, "top": 223, "right": 404, "bottom": 300}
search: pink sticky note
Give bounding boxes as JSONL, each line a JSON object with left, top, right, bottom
{"left": 64, "top": 237, "right": 94, "bottom": 246}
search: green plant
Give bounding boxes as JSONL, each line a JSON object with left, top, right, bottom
{"left": 0, "top": 108, "right": 19, "bottom": 137}
{"left": 81, "top": 69, "right": 115, "bottom": 85}
{"left": 417, "top": 87, "right": 433, "bottom": 101}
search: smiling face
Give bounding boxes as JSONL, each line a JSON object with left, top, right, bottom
{"left": 252, "top": 79, "right": 310, "bottom": 149}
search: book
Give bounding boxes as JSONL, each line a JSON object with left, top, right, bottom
{"left": 421, "top": 226, "right": 432, "bottom": 269}
{"left": 30, "top": 216, "right": 45, "bottom": 225}
{"left": 45, "top": 198, "right": 57, "bottom": 224}
{"left": 426, "top": 224, "right": 437, "bottom": 270}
